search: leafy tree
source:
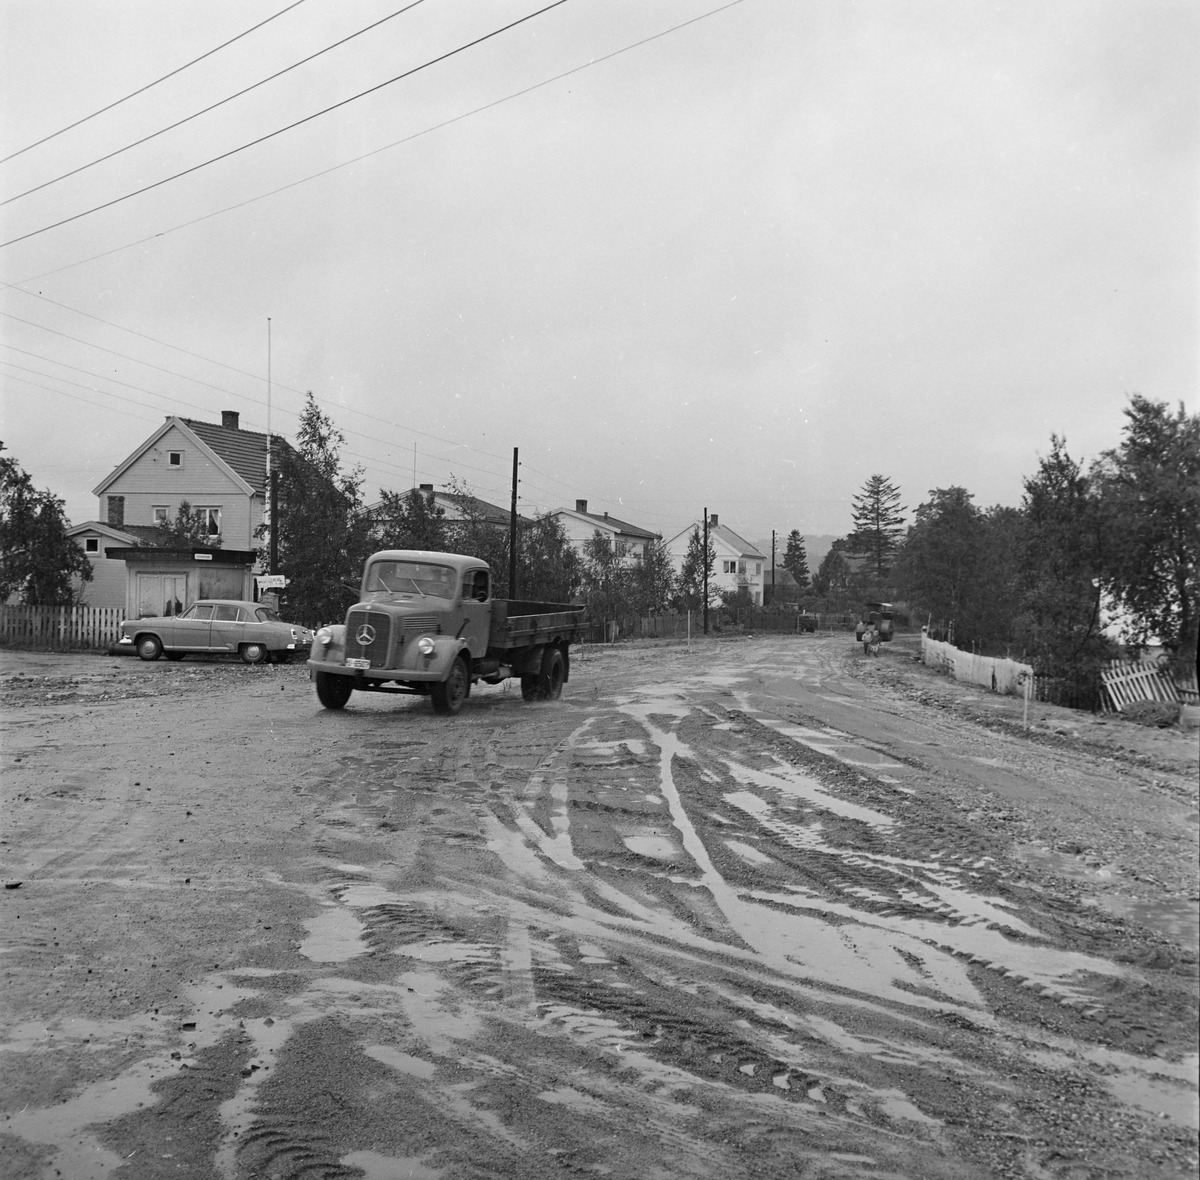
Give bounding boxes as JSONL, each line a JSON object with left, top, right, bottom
{"left": 812, "top": 538, "right": 852, "bottom": 599}
{"left": 848, "top": 474, "right": 906, "bottom": 580}
{"left": 152, "top": 500, "right": 222, "bottom": 548}
{"left": 1093, "top": 396, "right": 1199, "bottom": 670}
{"left": 782, "top": 529, "right": 810, "bottom": 590}
{"left": 581, "top": 531, "right": 631, "bottom": 628}
{"left": 441, "top": 476, "right": 510, "bottom": 590}
{"left": 675, "top": 525, "right": 715, "bottom": 611}
{"left": 0, "top": 443, "right": 93, "bottom": 604}
{"left": 271, "top": 394, "right": 372, "bottom": 627}
{"left": 895, "top": 488, "right": 988, "bottom": 642}
{"left": 1019, "top": 437, "right": 1111, "bottom": 688}
{"left": 629, "top": 540, "right": 676, "bottom": 616}
{"left": 372, "top": 488, "right": 448, "bottom": 552}
{"left": 519, "top": 513, "right": 581, "bottom": 603}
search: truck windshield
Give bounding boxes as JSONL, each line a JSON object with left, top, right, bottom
{"left": 365, "top": 561, "right": 455, "bottom": 599}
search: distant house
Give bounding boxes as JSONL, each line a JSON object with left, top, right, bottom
{"left": 664, "top": 513, "right": 767, "bottom": 605}
{"left": 366, "top": 485, "right": 533, "bottom": 536}
{"left": 79, "top": 410, "right": 292, "bottom": 615}
{"left": 550, "top": 499, "right": 661, "bottom": 562}
{"left": 763, "top": 567, "right": 800, "bottom": 606}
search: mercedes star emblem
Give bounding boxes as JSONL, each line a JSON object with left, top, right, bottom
{"left": 355, "top": 623, "right": 376, "bottom": 646}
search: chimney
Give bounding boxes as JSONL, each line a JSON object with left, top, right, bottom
{"left": 603, "top": 512, "right": 609, "bottom": 520}
{"left": 709, "top": 514, "right": 719, "bottom": 527}
{"left": 419, "top": 483, "right": 433, "bottom": 492}
{"left": 221, "top": 410, "right": 240, "bottom": 430}
{"left": 576, "top": 499, "right": 588, "bottom": 514}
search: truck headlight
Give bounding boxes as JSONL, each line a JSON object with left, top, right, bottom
{"left": 315, "top": 627, "right": 333, "bottom": 646}
{"left": 417, "top": 636, "right": 435, "bottom": 656}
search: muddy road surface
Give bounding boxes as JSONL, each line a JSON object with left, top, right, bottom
{"left": 2, "top": 636, "right": 1197, "bottom": 1180}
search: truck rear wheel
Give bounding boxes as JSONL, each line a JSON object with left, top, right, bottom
{"left": 315, "top": 671, "right": 353, "bottom": 710}
{"left": 523, "top": 647, "right": 565, "bottom": 702}
{"left": 432, "top": 656, "right": 469, "bottom": 716}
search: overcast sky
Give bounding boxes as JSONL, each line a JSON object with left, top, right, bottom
{"left": 1, "top": 0, "right": 1195, "bottom": 545}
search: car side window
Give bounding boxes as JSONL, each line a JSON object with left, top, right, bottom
{"left": 465, "top": 570, "right": 489, "bottom": 602}
{"left": 213, "top": 605, "right": 240, "bottom": 621}
{"left": 191, "top": 605, "right": 214, "bottom": 621}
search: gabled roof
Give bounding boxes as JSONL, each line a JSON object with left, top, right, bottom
{"left": 92, "top": 415, "right": 294, "bottom": 498}
{"left": 365, "top": 489, "right": 533, "bottom": 528}
{"left": 711, "top": 524, "right": 766, "bottom": 560}
{"left": 552, "top": 507, "right": 660, "bottom": 541}
{"left": 763, "top": 568, "right": 799, "bottom": 587}
{"left": 67, "top": 520, "right": 137, "bottom": 544}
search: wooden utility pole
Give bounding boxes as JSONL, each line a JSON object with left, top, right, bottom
{"left": 771, "top": 529, "right": 776, "bottom": 608}
{"left": 703, "top": 507, "right": 709, "bottom": 635}
{"left": 508, "top": 447, "right": 519, "bottom": 598}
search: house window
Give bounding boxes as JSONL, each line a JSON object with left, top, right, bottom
{"left": 107, "top": 495, "right": 124, "bottom": 526}
{"left": 738, "top": 560, "right": 747, "bottom": 575}
{"left": 723, "top": 560, "right": 736, "bottom": 574}
{"left": 85, "top": 538, "right": 99, "bottom": 553}
{"left": 755, "top": 563, "right": 761, "bottom": 576}
{"left": 168, "top": 452, "right": 182, "bottom": 467}
{"left": 199, "top": 507, "right": 221, "bottom": 536}
{"left": 152, "top": 506, "right": 169, "bottom": 524}
{"left": 614, "top": 540, "right": 628, "bottom": 559}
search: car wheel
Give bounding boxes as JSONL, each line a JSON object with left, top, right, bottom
{"left": 165, "top": 652, "right": 185, "bottom": 662}
{"left": 241, "top": 643, "right": 269, "bottom": 664}
{"left": 137, "top": 635, "right": 162, "bottom": 661}
{"left": 432, "top": 656, "right": 469, "bottom": 716}
{"left": 315, "top": 671, "right": 354, "bottom": 709}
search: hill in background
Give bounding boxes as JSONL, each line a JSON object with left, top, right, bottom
{"left": 750, "top": 535, "right": 840, "bottom": 571}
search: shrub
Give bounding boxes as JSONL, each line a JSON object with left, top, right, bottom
{"left": 1121, "top": 700, "right": 1182, "bottom": 728}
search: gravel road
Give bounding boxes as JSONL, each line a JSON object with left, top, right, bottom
{"left": 1, "top": 635, "right": 1197, "bottom": 1180}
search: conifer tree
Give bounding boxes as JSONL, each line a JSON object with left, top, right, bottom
{"left": 848, "top": 474, "right": 906, "bottom": 580}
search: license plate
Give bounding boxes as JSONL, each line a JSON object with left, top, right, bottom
{"left": 345, "top": 658, "right": 371, "bottom": 670}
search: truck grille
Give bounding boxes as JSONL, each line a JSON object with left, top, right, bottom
{"left": 345, "top": 610, "right": 392, "bottom": 667}
{"left": 401, "top": 615, "right": 439, "bottom": 636}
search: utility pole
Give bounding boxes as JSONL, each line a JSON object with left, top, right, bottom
{"left": 508, "top": 447, "right": 519, "bottom": 598}
{"left": 771, "top": 529, "right": 776, "bottom": 610}
{"left": 702, "top": 507, "right": 709, "bottom": 636}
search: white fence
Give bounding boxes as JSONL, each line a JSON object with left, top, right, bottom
{"left": 920, "top": 633, "right": 1032, "bottom": 697}
{"left": 1101, "top": 659, "right": 1199, "bottom": 711}
{"left": 0, "top": 604, "right": 126, "bottom": 648}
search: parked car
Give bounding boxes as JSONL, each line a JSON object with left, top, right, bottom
{"left": 117, "top": 600, "right": 313, "bottom": 664}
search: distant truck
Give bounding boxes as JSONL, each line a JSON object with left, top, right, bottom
{"left": 307, "top": 550, "right": 585, "bottom": 716}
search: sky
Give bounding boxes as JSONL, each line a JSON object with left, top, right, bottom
{"left": 1, "top": 0, "right": 1196, "bottom": 546}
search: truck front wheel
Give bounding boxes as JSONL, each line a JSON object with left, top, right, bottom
{"left": 432, "top": 656, "right": 469, "bottom": 716}
{"left": 315, "top": 671, "right": 353, "bottom": 710}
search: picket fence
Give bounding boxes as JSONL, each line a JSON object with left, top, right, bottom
{"left": 920, "top": 633, "right": 1033, "bottom": 697}
{"left": 0, "top": 604, "right": 126, "bottom": 649}
{"left": 1101, "top": 659, "right": 1199, "bottom": 711}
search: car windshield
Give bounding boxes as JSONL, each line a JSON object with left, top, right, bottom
{"left": 255, "top": 607, "right": 281, "bottom": 622}
{"left": 365, "top": 560, "right": 455, "bottom": 598}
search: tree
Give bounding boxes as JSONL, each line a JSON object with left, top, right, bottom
{"left": 152, "top": 500, "right": 222, "bottom": 548}
{"left": 812, "top": 538, "right": 852, "bottom": 599}
{"left": 1093, "top": 396, "right": 1199, "bottom": 671}
{"left": 372, "top": 488, "right": 448, "bottom": 553}
{"left": 629, "top": 540, "right": 676, "bottom": 616}
{"left": 441, "top": 476, "right": 510, "bottom": 591}
{"left": 581, "top": 531, "right": 631, "bottom": 630}
{"left": 847, "top": 474, "right": 906, "bottom": 581}
{"left": 782, "top": 530, "right": 810, "bottom": 590}
{"left": 1019, "top": 438, "right": 1111, "bottom": 688}
{"left": 675, "top": 526, "right": 715, "bottom": 611}
{"left": 519, "top": 513, "right": 581, "bottom": 603}
{"left": 271, "top": 395, "right": 372, "bottom": 627}
{"left": 0, "top": 444, "right": 93, "bottom": 604}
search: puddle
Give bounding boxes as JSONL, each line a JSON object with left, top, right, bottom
{"left": 366, "top": 1044, "right": 438, "bottom": 1080}
{"left": 341, "top": 883, "right": 406, "bottom": 908}
{"left": 622, "top": 834, "right": 681, "bottom": 860}
{"left": 341, "top": 1150, "right": 444, "bottom": 1179}
{"left": 536, "top": 1085, "right": 610, "bottom": 1114}
{"left": 393, "top": 939, "right": 495, "bottom": 964}
{"left": 726, "top": 839, "right": 772, "bottom": 866}
{"left": 299, "top": 907, "right": 369, "bottom": 962}
{"left": 724, "top": 756, "right": 895, "bottom": 829}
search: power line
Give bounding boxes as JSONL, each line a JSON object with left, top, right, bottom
{"left": 0, "top": 0, "right": 570, "bottom": 249}
{"left": 2, "top": 1, "right": 427, "bottom": 208}
{"left": 13, "top": 0, "right": 747, "bottom": 284}
{"left": 0, "top": 0, "right": 310, "bottom": 166}
{"left": 1, "top": 368, "right": 162, "bottom": 425}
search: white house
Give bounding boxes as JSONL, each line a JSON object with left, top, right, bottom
{"left": 550, "top": 499, "right": 661, "bottom": 562}
{"left": 664, "top": 513, "right": 767, "bottom": 605}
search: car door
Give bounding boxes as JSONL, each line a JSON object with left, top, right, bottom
{"left": 459, "top": 568, "right": 491, "bottom": 657}
{"left": 209, "top": 604, "right": 245, "bottom": 652}
{"left": 170, "top": 603, "right": 214, "bottom": 650}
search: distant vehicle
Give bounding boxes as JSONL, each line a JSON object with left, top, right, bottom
{"left": 308, "top": 550, "right": 585, "bottom": 716}
{"left": 798, "top": 613, "right": 818, "bottom": 633}
{"left": 117, "top": 601, "right": 313, "bottom": 664}
{"left": 855, "top": 601, "right": 894, "bottom": 644}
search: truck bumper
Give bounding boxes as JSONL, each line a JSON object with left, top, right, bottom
{"left": 307, "top": 657, "right": 447, "bottom": 684}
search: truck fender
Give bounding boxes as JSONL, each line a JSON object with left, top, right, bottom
{"left": 421, "top": 637, "right": 472, "bottom": 682}
{"left": 311, "top": 623, "right": 348, "bottom": 664}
